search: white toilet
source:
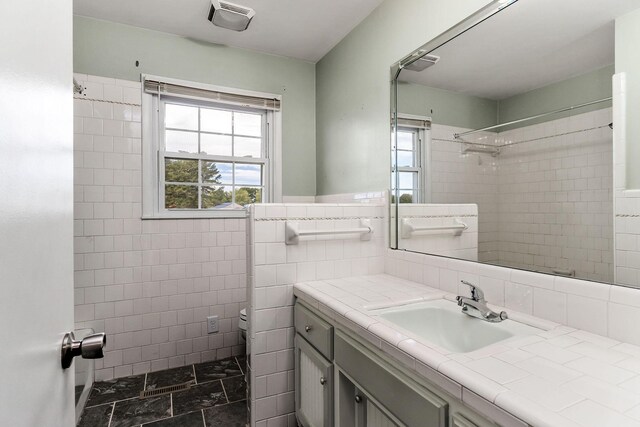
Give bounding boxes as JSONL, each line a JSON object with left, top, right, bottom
{"left": 238, "top": 308, "right": 247, "bottom": 340}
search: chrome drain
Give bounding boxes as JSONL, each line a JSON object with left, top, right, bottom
{"left": 140, "top": 381, "right": 192, "bottom": 398}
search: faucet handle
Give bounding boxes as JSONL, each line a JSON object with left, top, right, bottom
{"left": 460, "top": 280, "right": 484, "bottom": 302}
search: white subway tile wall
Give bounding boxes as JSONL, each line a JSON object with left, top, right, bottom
{"left": 73, "top": 74, "right": 246, "bottom": 381}
{"left": 397, "top": 204, "right": 478, "bottom": 260}
{"left": 429, "top": 108, "right": 613, "bottom": 283}
{"left": 615, "top": 190, "right": 640, "bottom": 286}
{"left": 497, "top": 108, "right": 613, "bottom": 283}
{"left": 246, "top": 203, "right": 386, "bottom": 426}
{"left": 430, "top": 126, "right": 500, "bottom": 264}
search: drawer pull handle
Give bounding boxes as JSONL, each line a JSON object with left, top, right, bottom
{"left": 320, "top": 377, "right": 327, "bottom": 385}
{"left": 355, "top": 395, "right": 362, "bottom": 403}
{"left": 305, "top": 325, "right": 312, "bottom": 333}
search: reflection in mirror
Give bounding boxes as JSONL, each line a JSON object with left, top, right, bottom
{"left": 391, "top": 0, "right": 640, "bottom": 285}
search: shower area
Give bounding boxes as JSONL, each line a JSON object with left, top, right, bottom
{"left": 425, "top": 105, "right": 614, "bottom": 283}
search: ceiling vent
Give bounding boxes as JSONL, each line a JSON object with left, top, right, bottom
{"left": 208, "top": 0, "right": 256, "bottom": 32}
{"left": 404, "top": 55, "right": 441, "bottom": 72}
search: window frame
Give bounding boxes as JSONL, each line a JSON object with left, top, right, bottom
{"left": 393, "top": 114, "right": 431, "bottom": 204}
{"left": 141, "top": 75, "right": 282, "bottom": 219}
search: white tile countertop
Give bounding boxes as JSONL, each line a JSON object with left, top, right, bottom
{"left": 293, "top": 274, "right": 640, "bottom": 427}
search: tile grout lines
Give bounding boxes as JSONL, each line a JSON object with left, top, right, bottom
{"left": 82, "top": 358, "right": 247, "bottom": 426}
{"left": 220, "top": 379, "right": 230, "bottom": 405}
{"left": 107, "top": 402, "right": 115, "bottom": 427}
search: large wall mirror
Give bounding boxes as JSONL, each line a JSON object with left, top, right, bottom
{"left": 391, "top": 0, "right": 640, "bottom": 286}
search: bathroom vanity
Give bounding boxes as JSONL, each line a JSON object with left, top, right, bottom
{"left": 291, "top": 274, "right": 640, "bottom": 427}
{"left": 294, "top": 300, "right": 498, "bottom": 427}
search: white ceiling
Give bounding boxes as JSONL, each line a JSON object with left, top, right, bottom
{"left": 400, "top": 0, "right": 640, "bottom": 100}
{"left": 73, "top": 0, "right": 384, "bottom": 62}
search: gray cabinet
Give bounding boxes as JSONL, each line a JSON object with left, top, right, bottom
{"left": 295, "top": 303, "right": 334, "bottom": 359}
{"left": 338, "top": 370, "right": 402, "bottom": 427}
{"left": 295, "top": 334, "right": 333, "bottom": 427}
{"left": 334, "top": 331, "right": 448, "bottom": 427}
{"left": 364, "top": 398, "right": 403, "bottom": 427}
{"left": 294, "top": 301, "right": 500, "bottom": 427}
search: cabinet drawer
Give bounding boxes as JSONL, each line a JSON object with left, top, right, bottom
{"left": 295, "top": 302, "right": 333, "bottom": 359}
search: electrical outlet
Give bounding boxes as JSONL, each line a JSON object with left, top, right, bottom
{"left": 207, "top": 315, "right": 219, "bottom": 334}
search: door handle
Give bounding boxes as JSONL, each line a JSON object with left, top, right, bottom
{"left": 61, "top": 332, "right": 106, "bottom": 369}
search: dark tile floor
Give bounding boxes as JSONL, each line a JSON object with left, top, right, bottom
{"left": 77, "top": 356, "right": 248, "bottom": 427}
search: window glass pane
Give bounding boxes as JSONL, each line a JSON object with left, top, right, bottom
{"left": 399, "top": 172, "right": 416, "bottom": 189}
{"left": 397, "top": 151, "right": 414, "bottom": 167}
{"left": 201, "top": 134, "right": 232, "bottom": 156}
{"left": 165, "top": 104, "right": 198, "bottom": 130}
{"left": 235, "top": 163, "right": 262, "bottom": 186}
{"left": 397, "top": 131, "right": 414, "bottom": 150}
{"left": 202, "top": 161, "right": 232, "bottom": 184}
{"left": 161, "top": 99, "right": 269, "bottom": 212}
{"left": 234, "top": 137, "right": 262, "bottom": 158}
{"left": 165, "top": 130, "right": 198, "bottom": 154}
{"left": 235, "top": 187, "right": 262, "bottom": 206}
{"left": 201, "top": 108, "right": 232, "bottom": 134}
{"left": 234, "top": 112, "right": 262, "bottom": 137}
{"left": 201, "top": 185, "right": 233, "bottom": 209}
{"left": 165, "top": 185, "right": 198, "bottom": 209}
{"left": 165, "top": 158, "right": 198, "bottom": 183}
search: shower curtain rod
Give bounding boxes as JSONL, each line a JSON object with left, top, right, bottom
{"left": 453, "top": 97, "right": 612, "bottom": 139}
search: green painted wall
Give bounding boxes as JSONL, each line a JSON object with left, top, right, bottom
{"left": 74, "top": 16, "right": 316, "bottom": 197}
{"left": 498, "top": 65, "right": 614, "bottom": 129}
{"left": 617, "top": 9, "right": 640, "bottom": 189}
{"left": 398, "top": 82, "right": 498, "bottom": 130}
{"left": 397, "top": 65, "right": 612, "bottom": 134}
{"left": 315, "top": 0, "right": 493, "bottom": 195}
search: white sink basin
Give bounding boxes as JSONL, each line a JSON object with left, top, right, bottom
{"left": 374, "top": 299, "right": 540, "bottom": 353}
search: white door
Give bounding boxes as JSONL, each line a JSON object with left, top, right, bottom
{"left": 0, "top": 1, "right": 75, "bottom": 426}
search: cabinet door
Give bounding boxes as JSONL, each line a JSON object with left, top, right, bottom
{"left": 338, "top": 370, "right": 403, "bottom": 427}
{"left": 335, "top": 332, "right": 448, "bottom": 427}
{"left": 295, "top": 335, "right": 333, "bottom": 427}
{"left": 364, "top": 398, "right": 403, "bottom": 427}
{"left": 356, "top": 388, "right": 404, "bottom": 427}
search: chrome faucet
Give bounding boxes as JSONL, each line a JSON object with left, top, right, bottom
{"left": 456, "top": 280, "right": 508, "bottom": 323}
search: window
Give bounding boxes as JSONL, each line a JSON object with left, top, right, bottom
{"left": 391, "top": 116, "right": 430, "bottom": 204}
{"left": 142, "top": 76, "right": 282, "bottom": 218}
